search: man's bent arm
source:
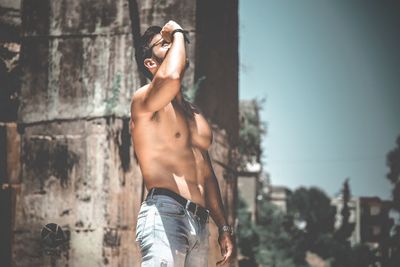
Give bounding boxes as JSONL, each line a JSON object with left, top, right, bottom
{"left": 142, "top": 26, "right": 187, "bottom": 112}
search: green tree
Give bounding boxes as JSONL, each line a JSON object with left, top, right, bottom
{"left": 237, "top": 193, "right": 259, "bottom": 262}
{"left": 335, "top": 178, "right": 355, "bottom": 243}
{"left": 386, "top": 135, "right": 400, "bottom": 211}
{"left": 287, "top": 187, "right": 339, "bottom": 265}
{"left": 255, "top": 200, "right": 301, "bottom": 267}
{"left": 238, "top": 99, "right": 266, "bottom": 169}
{"left": 288, "top": 187, "right": 336, "bottom": 237}
{"left": 386, "top": 135, "right": 400, "bottom": 267}
{"left": 237, "top": 192, "right": 301, "bottom": 267}
{"left": 239, "top": 184, "right": 380, "bottom": 267}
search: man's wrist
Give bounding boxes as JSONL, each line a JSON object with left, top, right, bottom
{"left": 218, "top": 225, "right": 234, "bottom": 236}
{"left": 171, "top": 29, "right": 190, "bottom": 44}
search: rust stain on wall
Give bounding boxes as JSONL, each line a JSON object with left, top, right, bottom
{"left": 23, "top": 138, "right": 79, "bottom": 190}
{"left": 103, "top": 228, "right": 121, "bottom": 248}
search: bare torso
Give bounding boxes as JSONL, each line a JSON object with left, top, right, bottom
{"left": 131, "top": 86, "right": 212, "bottom": 207}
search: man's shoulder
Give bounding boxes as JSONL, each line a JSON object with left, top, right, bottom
{"left": 131, "top": 84, "right": 157, "bottom": 119}
{"left": 132, "top": 84, "right": 150, "bottom": 101}
{"left": 131, "top": 84, "right": 151, "bottom": 109}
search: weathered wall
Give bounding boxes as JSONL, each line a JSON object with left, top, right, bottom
{"left": 0, "top": 123, "right": 20, "bottom": 267}
{"left": 0, "top": 0, "right": 21, "bottom": 122}
{"left": 14, "top": 0, "right": 143, "bottom": 266}
{"left": 10, "top": 0, "right": 239, "bottom": 266}
{"left": 1, "top": 0, "right": 22, "bottom": 265}
{"left": 13, "top": 118, "right": 142, "bottom": 266}
{"left": 195, "top": 0, "right": 239, "bottom": 143}
{"left": 19, "top": 0, "right": 138, "bottom": 122}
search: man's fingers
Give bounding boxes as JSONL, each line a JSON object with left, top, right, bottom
{"left": 227, "top": 249, "right": 231, "bottom": 256}
{"left": 225, "top": 247, "right": 233, "bottom": 260}
{"left": 216, "top": 255, "right": 227, "bottom": 266}
{"left": 160, "top": 29, "right": 171, "bottom": 43}
{"left": 217, "top": 248, "right": 226, "bottom": 266}
{"left": 220, "top": 245, "right": 226, "bottom": 255}
{"left": 223, "top": 245, "right": 234, "bottom": 265}
{"left": 217, "top": 246, "right": 232, "bottom": 266}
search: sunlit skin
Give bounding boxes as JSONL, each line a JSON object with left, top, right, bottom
{"left": 130, "top": 21, "right": 234, "bottom": 266}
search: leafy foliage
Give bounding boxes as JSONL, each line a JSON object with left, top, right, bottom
{"left": 335, "top": 179, "right": 355, "bottom": 243}
{"left": 237, "top": 194, "right": 259, "bottom": 261}
{"left": 386, "top": 135, "right": 400, "bottom": 266}
{"left": 288, "top": 187, "right": 336, "bottom": 236}
{"left": 237, "top": 183, "right": 383, "bottom": 266}
{"left": 238, "top": 99, "right": 266, "bottom": 168}
{"left": 255, "top": 200, "right": 305, "bottom": 267}
{"left": 386, "top": 135, "right": 400, "bottom": 211}
{"left": 237, "top": 193, "right": 302, "bottom": 267}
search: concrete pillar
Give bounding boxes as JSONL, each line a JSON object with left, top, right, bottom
{"left": 0, "top": 123, "right": 21, "bottom": 267}
{"left": 14, "top": 0, "right": 239, "bottom": 266}
{"left": 1, "top": 0, "right": 22, "bottom": 265}
{"left": 15, "top": 0, "right": 143, "bottom": 266}
{"left": 14, "top": 118, "right": 142, "bottom": 266}
{"left": 195, "top": 1, "right": 239, "bottom": 266}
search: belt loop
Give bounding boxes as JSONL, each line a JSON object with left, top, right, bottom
{"left": 185, "top": 200, "right": 191, "bottom": 210}
{"left": 149, "top": 188, "right": 155, "bottom": 199}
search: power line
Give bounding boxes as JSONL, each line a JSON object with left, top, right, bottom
{"left": 267, "top": 155, "right": 385, "bottom": 164}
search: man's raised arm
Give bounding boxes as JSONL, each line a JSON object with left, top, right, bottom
{"left": 135, "top": 21, "right": 187, "bottom": 113}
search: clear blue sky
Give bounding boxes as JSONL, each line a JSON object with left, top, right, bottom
{"left": 239, "top": 0, "right": 400, "bottom": 199}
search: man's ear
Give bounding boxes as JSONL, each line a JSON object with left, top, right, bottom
{"left": 144, "top": 58, "right": 157, "bottom": 70}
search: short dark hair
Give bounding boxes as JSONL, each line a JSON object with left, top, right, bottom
{"left": 135, "top": 26, "right": 162, "bottom": 80}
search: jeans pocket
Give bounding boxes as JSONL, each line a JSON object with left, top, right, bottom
{"left": 157, "top": 202, "right": 186, "bottom": 217}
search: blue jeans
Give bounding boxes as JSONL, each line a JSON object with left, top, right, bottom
{"left": 135, "top": 194, "right": 210, "bottom": 267}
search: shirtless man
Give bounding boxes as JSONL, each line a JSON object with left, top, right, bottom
{"left": 130, "top": 20, "right": 234, "bottom": 266}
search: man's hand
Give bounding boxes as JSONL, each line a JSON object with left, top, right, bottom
{"left": 216, "top": 232, "right": 234, "bottom": 266}
{"left": 160, "top": 20, "right": 182, "bottom": 43}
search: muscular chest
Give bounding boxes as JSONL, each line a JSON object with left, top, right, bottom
{"left": 154, "top": 102, "right": 212, "bottom": 150}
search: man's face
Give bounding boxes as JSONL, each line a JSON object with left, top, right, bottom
{"left": 145, "top": 33, "right": 190, "bottom": 74}
{"left": 148, "top": 33, "right": 171, "bottom": 64}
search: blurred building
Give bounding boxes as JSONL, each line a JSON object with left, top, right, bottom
{"left": 265, "top": 185, "right": 291, "bottom": 213}
{"left": 332, "top": 196, "right": 394, "bottom": 263}
{"left": 359, "top": 197, "right": 393, "bottom": 263}
{"left": 331, "top": 196, "right": 361, "bottom": 245}
{"left": 237, "top": 162, "right": 261, "bottom": 222}
{"left": 359, "top": 198, "right": 392, "bottom": 243}
{"left": 257, "top": 172, "right": 291, "bottom": 214}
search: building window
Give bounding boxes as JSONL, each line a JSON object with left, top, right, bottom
{"left": 372, "top": 226, "right": 381, "bottom": 236}
{"left": 370, "top": 205, "right": 380, "bottom": 216}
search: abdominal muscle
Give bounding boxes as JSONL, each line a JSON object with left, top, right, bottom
{"left": 132, "top": 101, "right": 211, "bottom": 208}
{"left": 137, "top": 145, "right": 208, "bottom": 208}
